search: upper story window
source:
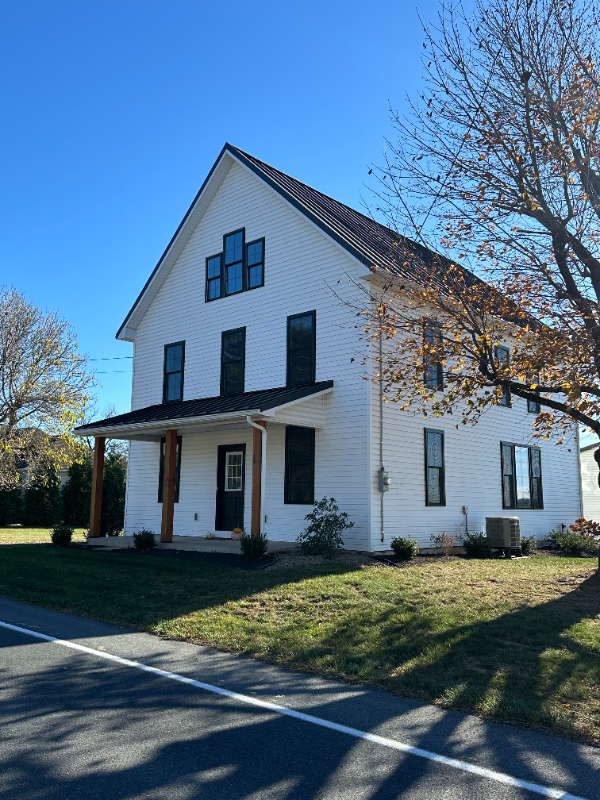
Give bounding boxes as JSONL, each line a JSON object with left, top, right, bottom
{"left": 495, "top": 345, "right": 511, "bottom": 407}
{"left": 206, "top": 229, "right": 265, "bottom": 302}
{"left": 287, "top": 311, "right": 316, "bottom": 386}
{"left": 221, "top": 327, "right": 246, "bottom": 396}
{"left": 163, "top": 341, "right": 185, "bottom": 403}
{"left": 424, "top": 322, "right": 444, "bottom": 391}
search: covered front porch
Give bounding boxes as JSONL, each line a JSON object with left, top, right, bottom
{"left": 74, "top": 382, "right": 333, "bottom": 545}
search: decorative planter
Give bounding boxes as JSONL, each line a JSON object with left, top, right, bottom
{"left": 231, "top": 529, "right": 243, "bottom": 540}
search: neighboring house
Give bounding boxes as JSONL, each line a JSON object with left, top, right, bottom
{"left": 76, "top": 144, "right": 583, "bottom": 550}
{"left": 580, "top": 442, "right": 600, "bottom": 522}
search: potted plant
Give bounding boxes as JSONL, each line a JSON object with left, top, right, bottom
{"left": 231, "top": 527, "right": 243, "bottom": 540}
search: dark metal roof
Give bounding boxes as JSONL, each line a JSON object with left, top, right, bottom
{"left": 75, "top": 381, "right": 333, "bottom": 433}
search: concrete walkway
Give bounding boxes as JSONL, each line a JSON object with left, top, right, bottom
{"left": 85, "top": 534, "right": 298, "bottom": 553}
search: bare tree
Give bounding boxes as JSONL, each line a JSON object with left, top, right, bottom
{"left": 0, "top": 287, "right": 94, "bottom": 488}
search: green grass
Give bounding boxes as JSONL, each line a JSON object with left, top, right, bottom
{"left": 0, "top": 546, "right": 598, "bottom": 744}
{"left": 0, "top": 526, "right": 88, "bottom": 544}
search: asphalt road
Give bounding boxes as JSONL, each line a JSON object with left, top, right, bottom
{"left": 0, "top": 597, "right": 598, "bottom": 800}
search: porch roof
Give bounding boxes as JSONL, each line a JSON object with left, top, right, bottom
{"left": 74, "top": 381, "right": 334, "bottom": 439}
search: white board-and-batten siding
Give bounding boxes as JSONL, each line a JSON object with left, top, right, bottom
{"left": 124, "top": 160, "right": 372, "bottom": 547}
{"left": 580, "top": 445, "right": 600, "bottom": 522}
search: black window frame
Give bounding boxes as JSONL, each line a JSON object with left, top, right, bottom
{"left": 205, "top": 252, "right": 223, "bottom": 302}
{"left": 287, "top": 310, "right": 316, "bottom": 387}
{"left": 495, "top": 345, "right": 512, "bottom": 407}
{"left": 284, "top": 426, "right": 315, "bottom": 504}
{"left": 158, "top": 435, "right": 182, "bottom": 503}
{"left": 220, "top": 326, "right": 246, "bottom": 397}
{"left": 162, "top": 341, "right": 185, "bottom": 404}
{"left": 246, "top": 237, "right": 265, "bottom": 291}
{"left": 424, "top": 428, "right": 446, "bottom": 506}
{"left": 423, "top": 321, "right": 444, "bottom": 391}
{"left": 500, "top": 441, "right": 544, "bottom": 510}
{"left": 224, "top": 228, "right": 245, "bottom": 297}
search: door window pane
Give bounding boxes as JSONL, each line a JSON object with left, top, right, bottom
{"left": 225, "top": 452, "right": 243, "bottom": 491}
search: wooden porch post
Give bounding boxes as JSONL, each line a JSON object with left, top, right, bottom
{"left": 251, "top": 421, "right": 266, "bottom": 538}
{"left": 89, "top": 436, "right": 106, "bottom": 538}
{"left": 160, "top": 428, "right": 178, "bottom": 543}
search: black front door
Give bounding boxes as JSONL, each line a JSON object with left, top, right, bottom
{"left": 215, "top": 444, "right": 245, "bottom": 531}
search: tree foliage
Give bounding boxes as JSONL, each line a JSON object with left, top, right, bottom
{"left": 365, "top": 0, "right": 600, "bottom": 447}
{"left": 0, "top": 287, "right": 93, "bottom": 488}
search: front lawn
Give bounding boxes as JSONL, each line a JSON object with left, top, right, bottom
{"left": 0, "top": 546, "right": 598, "bottom": 744}
{"left": 0, "top": 526, "right": 88, "bottom": 544}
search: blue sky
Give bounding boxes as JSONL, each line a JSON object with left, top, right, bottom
{"left": 0, "top": 0, "right": 438, "bottom": 414}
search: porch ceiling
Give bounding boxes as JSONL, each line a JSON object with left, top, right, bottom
{"left": 74, "top": 381, "right": 334, "bottom": 441}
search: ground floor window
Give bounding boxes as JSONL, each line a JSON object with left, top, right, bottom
{"left": 501, "top": 442, "right": 543, "bottom": 509}
{"left": 158, "top": 436, "right": 182, "bottom": 502}
{"left": 284, "top": 426, "right": 315, "bottom": 504}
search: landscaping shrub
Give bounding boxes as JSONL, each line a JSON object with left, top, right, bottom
{"left": 430, "top": 531, "right": 458, "bottom": 557}
{"left": 549, "top": 521, "right": 599, "bottom": 556}
{"left": 240, "top": 532, "right": 268, "bottom": 560}
{"left": 132, "top": 529, "right": 156, "bottom": 551}
{"left": 297, "top": 497, "right": 354, "bottom": 556}
{"left": 390, "top": 536, "right": 419, "bottom": 561}
{"left": 50, "top": 524, "right": 73, "bottom": 547}
{"left": 462, "top": 531, "right": 492, "bottom": 558}
{"left": 521, "top": 535, "right": 536, "bottom": 556}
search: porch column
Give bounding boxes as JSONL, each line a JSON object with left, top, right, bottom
{"left": 161, "top": 428, "right": 178, "bottom": 543}
{"left": 89, "top": 436, "right": 106, "bottom": 538}
{"left": 251, "top": 421, "right": 266, "bottom": 538}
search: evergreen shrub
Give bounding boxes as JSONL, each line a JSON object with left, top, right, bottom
{"left": 390, "top": 536, "right": 419, "bottom": 561}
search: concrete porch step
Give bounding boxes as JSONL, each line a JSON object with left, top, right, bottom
{"left": 85, "top": 535, "right": 298, "bottom": 554}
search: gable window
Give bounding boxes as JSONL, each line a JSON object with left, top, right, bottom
{"left": 158, "top": 436, "right": 182, "bottom": 503}
{"left": 247, "top": 238, "right": 265, "bottom": 289}
{"left": 224, "top": 230, "right": 244, "bottom": 295}
{"left": 221, "top": 327, "right": 246, "bottom": 396}
{"left": 424, "top": 428, "right": 445, "bottom": 506}
{"left": 501, "top": 442, "right": 543, "bottom": 509}
{"left": 424, "top": 322, "right": 444, "bottom": 390}
{"left": 284, "top": 426, "right": 315, "bottom": 504}
{"left": 163, "top": 342, "right": 185, "bottom": 403}
{"left": 495, "top": 346, "right": 511, "bottom": 407}
{"left": 206, "top": 254, "right": 222, "bottom": 301}
{"left": 205, "top": 229, "right": 266, "bottom": 301}
{"left": 287, "top": 311, "right": 316, "bottom": 386}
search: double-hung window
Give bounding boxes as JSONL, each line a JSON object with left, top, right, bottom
{"left": 206, "top": 254, "right": 222, "bottom": 301}
{"left": 501, "top": 443, "right": 543, "bottom": 509}
{"left": 224, "top": 230, "right": 244, "bottom": 295}
{"left": 158, "top": 436, "right": 182, "bottom": 503}
{"left": 424, "top": 428, "right": 445, "bottom": 506}
{"left": 495, "top": 345, "right": 511, "bottom": 407}
{"left": 221, "top": 327, "right": 246, "bottom": 396}
{"left": 284, "top": 426, "right": 315, "bottom": 504}
{"left": 163, "top": 342, "right": 185, "bottom": 403}
{"left": 247, "top": 238, "right": 264, "bottom": 289}
{"left": 424, "top": 322, "right": 444, "bottom": 390}
{"left": 287, "top": 311, "right": 316, "bottom": 386}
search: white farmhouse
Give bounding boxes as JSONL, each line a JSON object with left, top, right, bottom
{"left": 76, "top": 144, "right": 583, "bottom": 550}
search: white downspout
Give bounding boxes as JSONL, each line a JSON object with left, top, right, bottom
{"left": 246, "top": 416, "right": 267, "bottom": 535}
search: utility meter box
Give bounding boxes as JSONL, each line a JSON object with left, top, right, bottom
{"left": 379, "top": 467, "right": 391, "bottom": 492}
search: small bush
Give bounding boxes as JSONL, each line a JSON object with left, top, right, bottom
{"left": 297, "top": 497, "right": 354, "bottom": 557}
{"left": 462, "top": 531, "right": 492, "bottom": 559}
{"left": 549, "top": 524, "right": 599, "bottom": 556}
{"left": 390, "top": 536, "right": 419, "bottom": 561}
{"left": 133, "top": 529, "right": 156, "bottom": 551}
{"left": 521, "top": 535, "right": 536, "bottom": 556}
{"left": 50, "top": 524, "right": 73, "bottom": 547}
{"left": 240, "top": 532, "right": 268, "bottom": 560}
{"left": 430, "top": 531, "right": 458, "bottom": 557}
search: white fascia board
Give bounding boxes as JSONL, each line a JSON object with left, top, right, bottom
{"left": 259, "top": 385, "right": 334, "bottom": 416}
{"left": 116, "top": 152, "right": 235, "bottom": 342}
{"left": 74, "top": 409, "right": 261, "bottom": 439}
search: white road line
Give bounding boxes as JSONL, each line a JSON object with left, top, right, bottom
{"left": 0, "top": 619, "right": 588, "bottom": 800}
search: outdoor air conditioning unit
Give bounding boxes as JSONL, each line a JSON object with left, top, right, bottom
{"left": 486, "top": 517, "right": 521, "bottom": 550}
